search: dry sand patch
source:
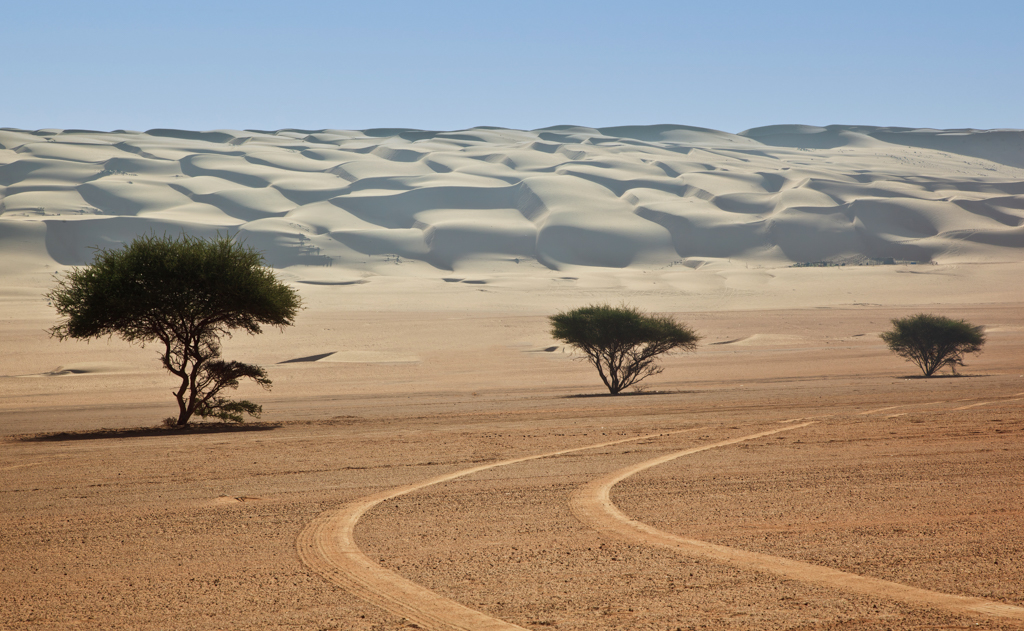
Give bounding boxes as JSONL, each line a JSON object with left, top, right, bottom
{"left": 352, "top": 390, "right": 1023, "bottom": 630}
{"left": 2, "top": 298, "right": 1022, "bottom": 630}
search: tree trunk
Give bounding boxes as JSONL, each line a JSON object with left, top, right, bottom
{"left": 168, "top": 339, "right": 199, "bottom": 427}
{"left": 174, "top": 373, "right": 192, "bottom": 426}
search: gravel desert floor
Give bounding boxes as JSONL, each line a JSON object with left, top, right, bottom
{"left": 2, "top": 299, "right": 1022, "bottom": 631}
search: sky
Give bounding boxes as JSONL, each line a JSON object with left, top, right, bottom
{"left": 3, "top": 0, "right": 1022, "bottom": 133}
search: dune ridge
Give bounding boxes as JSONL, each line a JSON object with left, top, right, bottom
{"left": 1, "top": 125, "right": 1022, "bottom": 280}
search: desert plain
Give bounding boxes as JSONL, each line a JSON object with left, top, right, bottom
{"left": 1, "top": 125, "right": 1022, "bottom": 630}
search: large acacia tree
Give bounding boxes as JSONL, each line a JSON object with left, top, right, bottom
{"left": 550, "top": 304, "right": 700, "bottom": 395}
{"left": 880, "top": 313, "right": 985, "bottom": 377}
{"left": 47, "top": 234, "right": 302, "bottom": 426}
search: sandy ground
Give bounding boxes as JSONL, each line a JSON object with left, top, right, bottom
{"left": 3, "top": 123, "right": 1022, "bottom": 629}
{"left": 2, "top": 277, "right": 1022, "bottom": 630}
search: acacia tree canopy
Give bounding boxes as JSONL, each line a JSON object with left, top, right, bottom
{"left": 880, "top": 313, "right": 985, "bottom": 377}
{"left": 47, "top": 233, "right": 302, "bottom": 426}
{"left": 550, "top": 304, "right": 700, "bottom": 395}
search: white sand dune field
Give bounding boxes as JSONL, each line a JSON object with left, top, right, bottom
{"left": 1, "top": 124, "right": 1022, "bottom": 283}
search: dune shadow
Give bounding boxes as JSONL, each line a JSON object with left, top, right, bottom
{"left": 279, "top": 352, "right": 337, "bottom": 364}
{"left": 12, "top": 422, "right": 281, "bottom": 442}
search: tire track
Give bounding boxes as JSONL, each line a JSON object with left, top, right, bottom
{"left": 298, "top": 428, "right": 704, "bottom": 631}
{"left": 569, "top": 422, "right": 1024, "bottom": 624}
{"left": 953, "top": 397, "right": 1023, "bottom": 410}
{"left": 860, "top": 393, "right": 1024, "bottom": 416}
{"left": 0, "top": 461, "right": 42, "bottom": 471}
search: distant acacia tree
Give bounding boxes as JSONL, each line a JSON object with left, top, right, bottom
{"left": 47, "top": 234, "right": 302, "bottom": 426}
{"left": 880, "top": 313, "right": 985, "bottom": 377}
{"left": 550, "top": 304, "right": 700, "bottom": 395}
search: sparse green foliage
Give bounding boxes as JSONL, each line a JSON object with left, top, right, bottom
{"left": 550, "top": 304, "right": 700, "bottom": 395}
{"left": 880, "top": 313, "right": 985, "bottom": 377}
{"left": 47, "top": 234, "right": 302, "bottom": 426}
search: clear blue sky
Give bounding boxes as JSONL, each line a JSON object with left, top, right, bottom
{"left": 3, "top": 0, "right": 1021, "bottom": 133}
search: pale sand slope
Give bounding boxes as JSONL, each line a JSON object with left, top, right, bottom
{"left": 1, "top": 125, "right": 1022, "bottom": 287}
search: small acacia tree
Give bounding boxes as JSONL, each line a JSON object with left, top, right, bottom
{"left": 47, "top": 234, "right": 302, "bottom": 426}
{"left": 880, "top": 313, "right": 985, "bottom": 377}
{"left": 550, "top": 304, "right": 700, "bottom": 395}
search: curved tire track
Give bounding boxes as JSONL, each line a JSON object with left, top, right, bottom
{"left": 298, "top": 428, "right": 703, "bottom": 631}
{"left": 569, "top": 422, "right": 1024, "bottom": 623}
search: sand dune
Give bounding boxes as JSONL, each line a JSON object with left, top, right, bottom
{"left": 742, "top": 125, "right": 1024, "bottom": 169}
{"left": 2, "top": 124, "right": 1022, "bottom": 282}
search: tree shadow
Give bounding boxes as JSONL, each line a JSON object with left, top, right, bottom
{"left": 11, "top": 421, "right": 282, "bottom": 442}
{"left": 562, "top": 390, "right": 697, "bottom": 399}
{"left": 897, "top": 373, "right": 987, "bottom": 380}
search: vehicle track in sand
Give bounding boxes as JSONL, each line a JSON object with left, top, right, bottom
{"left": 299, "top": 395, "right": 1024, "bottom": 630}
{"left": 569, "top": 422, "right": 1024, "bottom": 625}
{"left": 298, "top": 427, "right": 705, "bottom": 631}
